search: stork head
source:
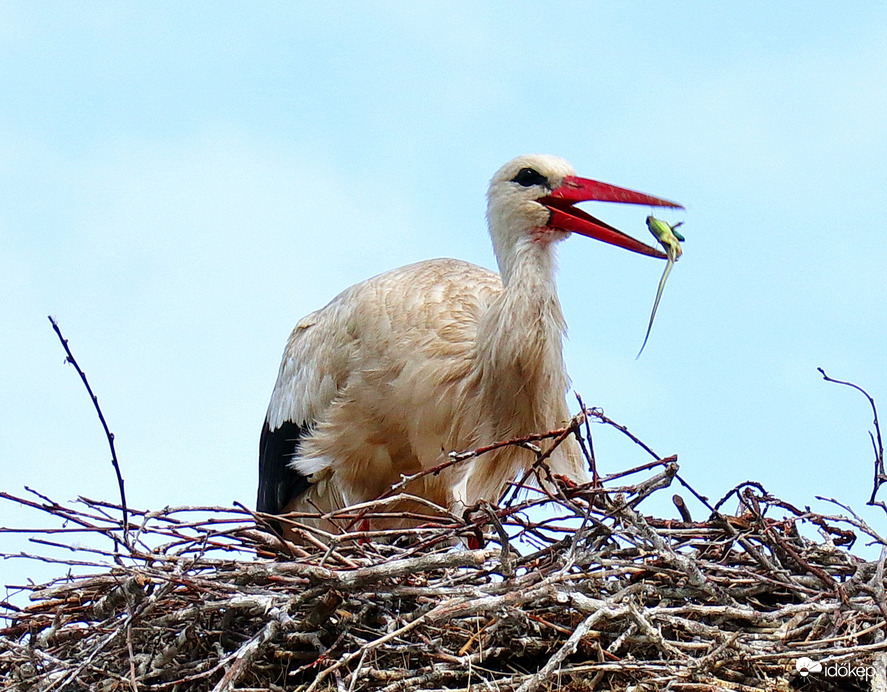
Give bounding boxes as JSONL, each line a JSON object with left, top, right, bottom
{"left": 486, "top": 154, "right": 683, "bottom": 279}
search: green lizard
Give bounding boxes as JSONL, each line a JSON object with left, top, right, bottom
{"left": 637, "top": 216, "right": 684, "bottom": 358}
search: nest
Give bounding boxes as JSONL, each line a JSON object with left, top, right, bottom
{"left": 3, "top": 410, "right": 887, "bottom": 692}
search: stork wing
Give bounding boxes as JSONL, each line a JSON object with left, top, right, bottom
{"left": 257, "top": 258, "right": 503, "bottom": 524}
{"left": 257, "top": 302, "right": 354, "bottom": 517}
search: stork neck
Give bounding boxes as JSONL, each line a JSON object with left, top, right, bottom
{"left": 499, "top": 235, "right": 559, "bottom": 290}
{"left": 496, "top": 238, "right": 566, "bottom": 356}
{"left": 475, "top": 237, "right": 569, "bottom": 435}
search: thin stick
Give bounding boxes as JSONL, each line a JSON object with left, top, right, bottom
{"left": 586, "top": 407, "right": 661, "bottom": 459}
{"left": 574, "top": 393, "right": 598, "bottom": 485}
{"left": 47, "top": 316, "right": 129, "bottom": 544}
{"left": 818, "top": 367, "right": 886, "bottom": 513}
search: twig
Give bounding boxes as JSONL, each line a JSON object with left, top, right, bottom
{"left": 514, "top": 609, "right": 619, "bottom": 692}
{"left": 211, "top": 611, "right": 286, "bottom": 692}
{"left": 586, "top": 407, "right": 661, "bottom": 459}
{"left": 48, "top": 316, "right": 129, "bottom": 544}
{"left": 673, "top": 494, "right": 692, "bottom": 522}
{"left": 574, "top": 392, "right": 598, "bottom": 484}
{"left": 819, "top": 367, "right": 886, "bottom": 514}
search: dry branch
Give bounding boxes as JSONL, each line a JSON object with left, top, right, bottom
{"left": 820, "top": 367, "right": 887, "bottom": 518}
{"left": 47, "top": 316, "right": 129, "bottom": 543}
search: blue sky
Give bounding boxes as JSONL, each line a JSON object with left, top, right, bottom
{"left": 2, "top": 3, "right": 887, "bottom": 590}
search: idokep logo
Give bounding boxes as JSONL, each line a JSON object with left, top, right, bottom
{"left": 795, "top": 656, "right": 874, "bottom": 681}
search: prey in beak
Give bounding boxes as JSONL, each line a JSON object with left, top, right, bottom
{"left": 540, "top": 176, "right": 683, "bottom": 259}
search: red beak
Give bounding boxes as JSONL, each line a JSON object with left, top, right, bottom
{"left": 540, "top": 176, "right": 683, "bottom": 259}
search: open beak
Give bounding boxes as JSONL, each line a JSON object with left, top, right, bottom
{"left": 540, "top": 176, "right": 683, "bottom": 259}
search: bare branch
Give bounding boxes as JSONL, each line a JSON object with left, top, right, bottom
{"left": 47, "top": 316, "right": 129, "bottom": 544}
{"left": 819, "top": 367, "right": 886, "bottom": 515}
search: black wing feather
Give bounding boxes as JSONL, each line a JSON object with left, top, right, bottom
{"left": 257, "top": 420, "right": 312, "bottom": 517}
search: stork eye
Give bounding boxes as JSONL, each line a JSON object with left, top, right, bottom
{"left": 511, "top": 167, "right": 548, "bottom": 188}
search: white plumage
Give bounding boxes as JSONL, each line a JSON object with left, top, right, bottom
{"left": 258, "top": 154, "right": 680, "bottom": 535}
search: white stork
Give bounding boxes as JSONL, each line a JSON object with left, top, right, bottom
{"left": 258, "top": 154, "right": 681, "bottom": 535}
